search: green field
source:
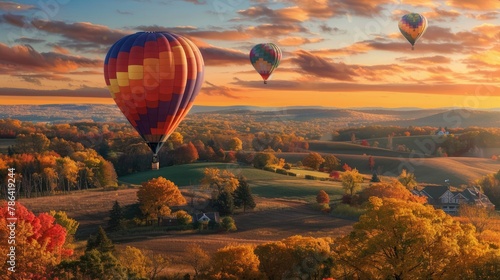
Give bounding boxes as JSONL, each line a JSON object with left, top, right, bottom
{"left": 119, "top": 162, "right": 345, "bottom": 201}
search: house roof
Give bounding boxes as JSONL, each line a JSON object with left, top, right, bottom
{"left": 420, "top": 185, "right": 449, "bottom": 199}
{"left": 193, "top": 212, "right": 220, "bottom": 222}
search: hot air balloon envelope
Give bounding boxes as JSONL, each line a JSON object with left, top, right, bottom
{"left": 398, "top": 13, "right": 428, "bottom": 50}
{"left": 249, "top": 43, "right": 282, "bottom": 84}
{"left": 104, "top": 31, "right": 204, "bottom": 169}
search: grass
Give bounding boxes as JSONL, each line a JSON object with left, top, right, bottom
{"left": 119, "top": 162, "right": 291, "bottom": 186}
{"left": 330, "top": 204, "right": 366, "bottom": 220}
{"left": 119, "top": 162, "right": 345, "bottom": 201}
{"left": 287, "top": 168, "right": 330, "bottom": 178}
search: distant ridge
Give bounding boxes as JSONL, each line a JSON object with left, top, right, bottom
{"left": 0, "top": 104, "right": 498, "bottom": 127}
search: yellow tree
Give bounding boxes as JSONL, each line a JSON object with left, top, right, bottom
{"left": 332, "top": 197, "right": 487, "bottom": 280}
{"left": 184, "top": 244, "right": 210, "bottom": 278}
{"left": 341, "top": 168, "right": 364, "bottom": 196}
{"left": 137, "top": 177, "right": 186, "bottom": 222}
{"left": 254, "top": 241, "right": 293, "bottom": 280}
{"left": 200, "top": 168, "right": 239, "bottom": 196}
{"left": 206, "top": 244, "right": 262, "bottom": 279}
{"left": 398, "top": 169, "right": 418, "bottom": 190}
{"left": 360, "top": 180, "right": 427, "bottom": 204}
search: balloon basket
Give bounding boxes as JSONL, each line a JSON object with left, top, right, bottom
{"left": 152, "top": 162, "right": 159, "bottom": 170}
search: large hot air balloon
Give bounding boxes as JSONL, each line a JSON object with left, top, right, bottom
{"left": 398, "top": 13, "right": 427, "bottom": 50}
{"left": 104, "top": 31, "right": 204, "bottom": 169}
{"left": 249, "top": 43, "right": 282, "bottom": 84}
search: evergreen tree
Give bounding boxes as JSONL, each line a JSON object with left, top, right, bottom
{"left": 108, "top": 200, "right": 125, "bottom": 231}
{"left": 215, "top": 191, "right": 235, "bottom": 216}
{"left": 86, "top": 226, "right": 114, "bottom": 253}
{"left": 371, "top": 172, "right": 381, "bottom": 182}
{"left": 234, "top": 176, "right": 256, "bottom": 212}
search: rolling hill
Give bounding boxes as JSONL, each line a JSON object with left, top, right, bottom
{"left": 2, "top": 104, "right": 499, "bottom": 128}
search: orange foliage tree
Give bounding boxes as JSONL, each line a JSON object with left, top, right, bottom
{"left": 137, "top": 177, "right": 186, "bottom": 221}
{"left": 359, "top": 180, "right": 427, "bottom": 204}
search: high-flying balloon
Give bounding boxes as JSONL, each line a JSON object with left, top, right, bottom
{"left": 104, "top": 31, "right": 204, "bottom": 169}
{"left": 249, "top": 43, "right": 282, "bottom": 84}
{"left": 398, "top": 13, "right": 427, "bottom": 50}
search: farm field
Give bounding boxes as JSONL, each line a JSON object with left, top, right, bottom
{"left": 276, "top": 152, "right": 500, "bottom": 186}
{"left": 18, "top": 177, "right": 355, "bottom": 274}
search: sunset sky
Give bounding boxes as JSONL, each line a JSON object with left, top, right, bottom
{"left": 0, "top": 0, "right": 498, "bottom": 108}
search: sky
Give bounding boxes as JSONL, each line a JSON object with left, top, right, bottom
{"left": 0, "top": 0, "right": 498, "bottom": 109}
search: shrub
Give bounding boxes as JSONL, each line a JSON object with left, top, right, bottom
{"left": 262, "top": 166, "right": 276, "bottom": 172}
{"left": 305, "top": 174, "right": 319, "bottom": 180}
{"left": 276, "top": 168, "right": 288, "bottom": 175}
{"left": 330, "top": 204, "right": 365, "bottom": 220}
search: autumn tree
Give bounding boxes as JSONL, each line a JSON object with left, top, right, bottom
{"left": 322, "top": 155, "right": 341, "bottom": 172}
{"left": 342, "top": 163, "right": 352, "bottom": 171}
{"left": 476, "top": 170, "right": 500, "bottom": 209}
{"left": 458, "top": 204, "right": 496, "bottom": 233}
{"left": 137, "top": 177, "right": 186, "bottom": 222}
{"left": 0, "top": 202, "right": 73, "bottom": 279}
{"left": 168, "top": 131, "right": 184, "bottom": 149}
{"left": 233, "top": 176, "right": 256, "bottom": 212}
{"left": 227, "top": 137, "right": 243, "bottom": 151}
{"left": 205, "top": 244, "right": 262, "bottom": 279}
{"left": 255, "top": 241, "right": 293, "bottom": 280}
{"left": 341, "top": 168, "right": 364, "bottom": 196}
{"left": 117, "top": 246, "right": 150, "bottom": 279}
{"left": 302, "top": 152, "right": 325, "bottom": 170}
{"left": 175, "top": 210, "right": 193, "bottom": 225}
{"left": 50, "top": 210, "right": 79, "bottom": 246}
{"left": 316, "top": 190, "right": 330, "bottom": 204}
{"left": 184, "top": 244, "right": 210, "bottom": 278}
{"left": 115, "top": 246, "right": 169, "bottom": 279}
{"left": 253, "top": 152, "right": 278, "bottom": 169}
{"left": 256, "top": 236, "right": 333, "bottom": 279}
{"left": 331, "top": 197, "right": 487, "bottom": 280}
{"left": 200, "top": 168, "right": 239, "bottom": 196}
{"left": 368, "top": 156, "right": 375, "bottom": 171}
{"left": 14, "top": 132, "right": 50, "bottom": 153}
{"left": 173, "top": 142, "right": 199, "bottom": 164}
{"left": 398, "top": 169, "right": 418, "bottom": 190}
{"left": 359, "top": 180, "right": 427, "bottom": 204}
{"left": 221, "top": 216, "right": 237, "bottom": 232}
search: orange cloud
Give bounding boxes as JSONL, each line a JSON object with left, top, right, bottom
{"left": 278, "top": 36, "right": 323, "bottom": 46}
{"left": 423, "top": 8, "right": 461, "bottom": 21}
{"left": 201, "top": 81, "right": 244, "bottom": 99}
{"left": 291, "top": 50, "right": 357, "bottom": 81}
{"left": 446, "top": 0, "right": 500, "bottom": 10}
{"left": 0, "top": 43, "right": 101, "bottom": 73}
{"left": 399, "top": 55, "right": 452, "bottom": 65}
{"left": 198, "top": 45, "right": 248, "bottom": 66}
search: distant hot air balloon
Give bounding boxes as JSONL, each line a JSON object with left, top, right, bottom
{"left": 104, "top": 31, "right": 204, "bottom": 169}
{"left": 249, "top": 43, "right": 282, "bottom": 84}
{"left": 398, "top": 13, "right": 428, "bottom": 50}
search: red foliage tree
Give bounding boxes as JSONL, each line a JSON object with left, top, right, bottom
{"left": 0, "top": 202, "right": 73, "bottom": 278}
{"left": 342, "top": 163, "right": 352, "bottom": 171}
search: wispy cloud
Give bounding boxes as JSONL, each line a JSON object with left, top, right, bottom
{"left": 201, "top": 81, "right": 244, "bottom": 99}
